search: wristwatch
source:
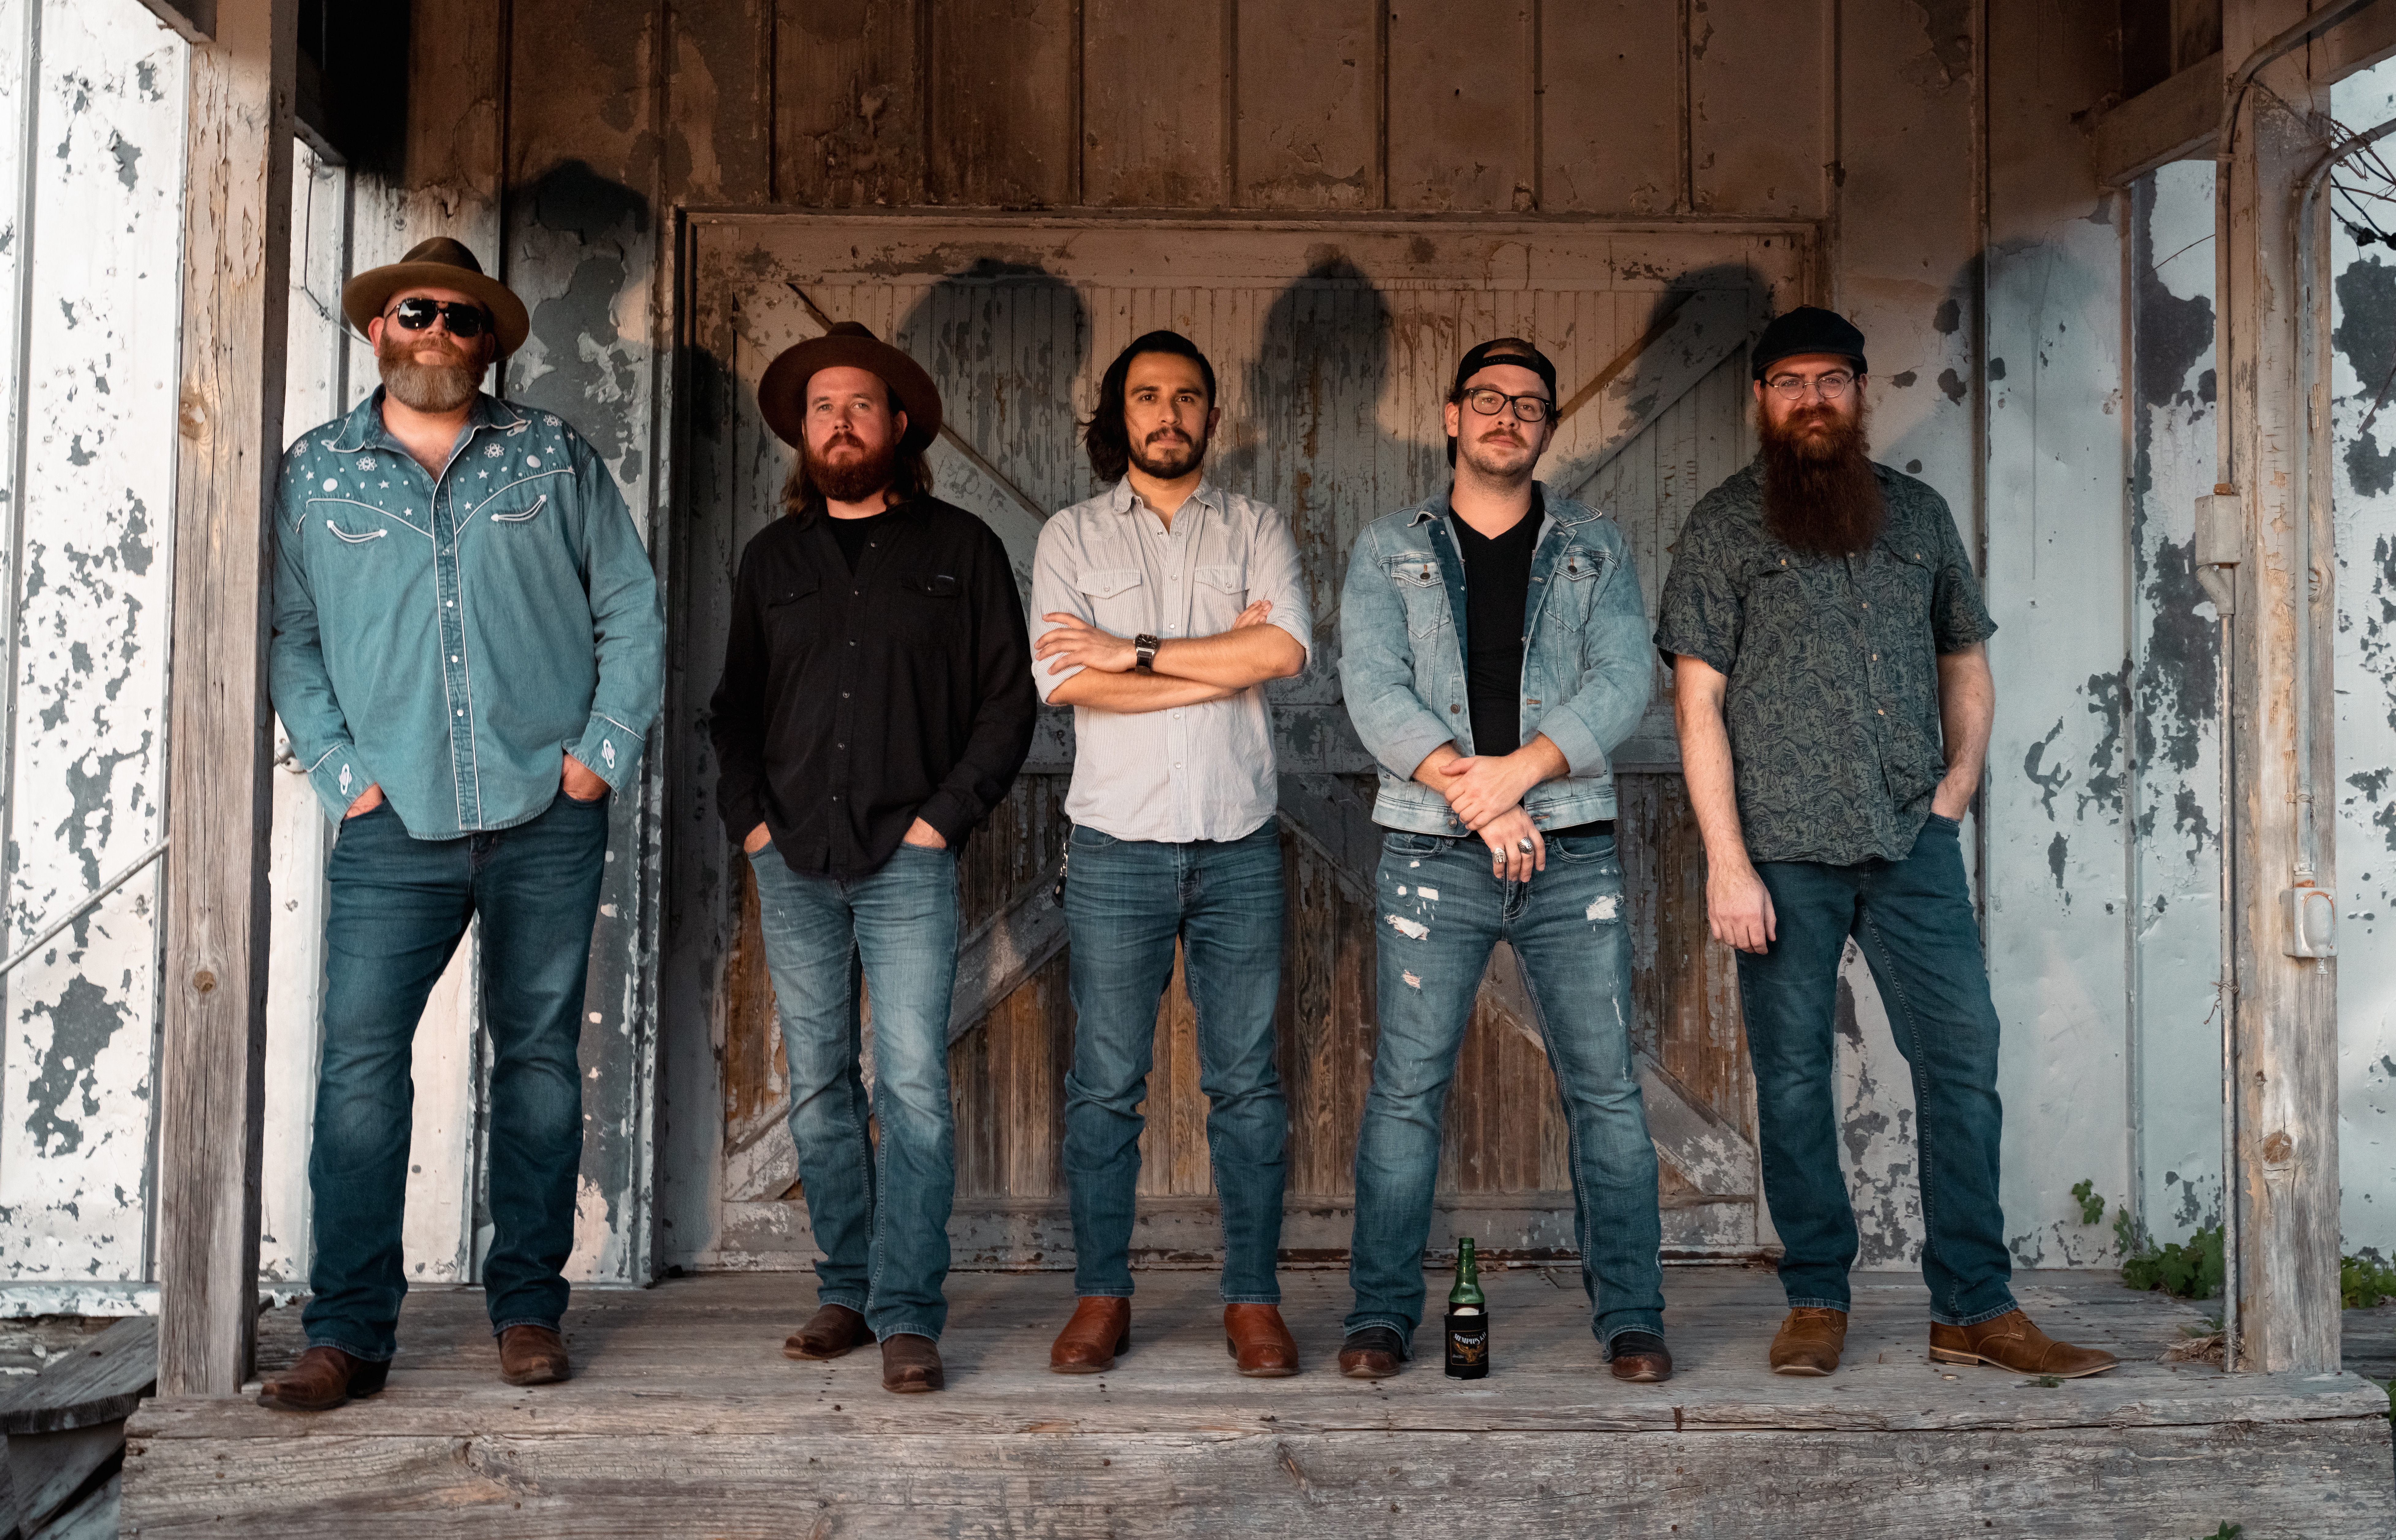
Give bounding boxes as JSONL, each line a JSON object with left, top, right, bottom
{"left": 1134, "top": 634, "right": 1160, "bottom": 673}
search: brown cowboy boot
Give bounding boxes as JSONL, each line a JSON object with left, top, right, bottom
{"left": 257, "top": 1345, "right": 389, "bottom": 1412}
{"left": 497, "top": 1324, "right": 571, "bottom": 1386}
{"left": 880, "top": 1333, "right": 944, "bottom": 1393}
{"left": 783, "top": 1302, "right": 875, "bottom": 1361}
{"left": 1337, "top": 1326, "right": 1405, "bottom": 1380}
{"left": 1769, "top": 1307, "right": 1849, "bottom": 1376}
{"left": 1607, "top": 1330, "right": 1673, "bottom": 1383}
{"left": 1049, "top": 1297, "right": 1131, "bottom": 1374}
{"left": 1224, "top": 1304, "right": 1300, "bottom": 1378}
{"left": 1928, "top": 1310, "right": 2118, "bottom": 1378}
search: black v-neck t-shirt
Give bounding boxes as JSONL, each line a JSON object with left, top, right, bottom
{"left": 1452, "top": 505, "right": 1542, "bottom": 757}
{"left": 828, "top": 509, "right": 890, "bottom": 573}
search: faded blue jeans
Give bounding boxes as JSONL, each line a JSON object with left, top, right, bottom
{"left": 303, "top": 790, "right": 610, "bottom": 1361}
{"left": 748, "top": 842, "right": 960, "bottom": 1342}
{"left": 1740, "top": 813, "right": 2018, "bottom": 1326}
{"left": 1347, "top": 828, "right": 1665, "bottom": 1352}
{"left": 1061, "top": 820, "right": 1289, "bottom": 1302}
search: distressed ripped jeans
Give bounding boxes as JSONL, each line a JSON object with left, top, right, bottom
{"left": 1347, "top": 829, "right": 1665, "bottom": 1352}
{"left": 1739, "top": 813, "right": 2018, "bottom": 1326}
{"left": 1060, "top": 821, "right": 1289, "bottom": 1302}
{"left": 747, "top": 843, "right": 960, "bottom": 1343}
{"left": 304, "top": 791, "right": 611, "bottom": 1361}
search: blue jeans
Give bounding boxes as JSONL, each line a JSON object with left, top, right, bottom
{"left": 302, "top": 791, "right": 611, "bottom": 1361}
{"left": 747, "top": 842, "right": 960, "bottom": 1342}
{"left": 1062, "top": 821, "right": 1288, "bottom": 1301}
{"left": 1740, "top": 814, "right": 2018, "bottom": 1326}
{"left": 1347, "top": 829, "right": 1665, "bottom": 1352}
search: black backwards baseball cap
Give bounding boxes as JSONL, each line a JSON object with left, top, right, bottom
{"left": 1751, "top": 306, "right": 1869, "bottom": 380}
{"left": 1447, "top": 337, "right": 1559, "bottom": 465}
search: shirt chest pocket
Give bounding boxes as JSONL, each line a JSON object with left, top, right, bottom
{"left": 1075, "top": 567, "right": 1147, "bottom": 634}
{"left": 894, "top": 570, "right": 963, "bottom": 645}
{"left": 764, "top": 569, "right": 825, "bottom": 650}
{"left": 1546, "top": 549, "right": 1609, "bottom": 630}
{"left": 490, "top": 494, "right": 548, "bottom": 524}
{"left": 1193, "top": 563, "right": 1247, "bottom": 629}
{"left": 1868, "top": 542, "right": 1936, "bottom": 634}
{"left": 1381, "top": 554, "right": 1450, "bottom": 640}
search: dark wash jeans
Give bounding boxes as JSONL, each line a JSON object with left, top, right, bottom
{"left": 1740, "top": 813, "right": 2019, "bottom": 1326}
{"left": 1061, "top": 821, "right": 1289, "bottom": 1302}
{"left": 303, "top": 791, "right": 610, "bottom": 1361}
{"left": 747, "top": 842, "right": 961, "bottom": 1342}
{"left": 1348, "top": 829, "right": 1665, "bottom": 1352}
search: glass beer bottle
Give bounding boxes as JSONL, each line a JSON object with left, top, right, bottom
{"left": 1444, "top": 1237, "right": 1489, "bottom": 1378}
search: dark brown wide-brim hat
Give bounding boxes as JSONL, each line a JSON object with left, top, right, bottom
{"left": 758, "top": 322, "right": 942, "bottom": 453}
{"left": 340, "top": 237, "right": 530, "bottom": 357}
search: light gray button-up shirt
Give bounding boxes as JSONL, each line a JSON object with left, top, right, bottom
{"left": 1031, "top": 477, "right": 1311, "bottom": 843}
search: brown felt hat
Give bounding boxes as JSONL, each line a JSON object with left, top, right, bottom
{"left": 340, "top": 237, "right": 530, "bottom": 357}
{"left": 758, "top": 322, "right": 942, "bottom": 453}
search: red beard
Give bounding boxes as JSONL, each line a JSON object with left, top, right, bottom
{"left": 1756, "top": 398, "right": 1885, "bottom": 557}
{"left": 804, "top": 432, "right": 899, "bottom": 503}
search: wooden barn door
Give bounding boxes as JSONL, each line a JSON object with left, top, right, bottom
{"left": 679, "top": 216, "right": 1806, "bottom": 1267}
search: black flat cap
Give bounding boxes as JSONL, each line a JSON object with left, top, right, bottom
{"left": 1752, "top": 306, "right": 1868, "bottom": 379}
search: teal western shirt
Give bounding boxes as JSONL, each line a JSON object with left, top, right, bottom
{"left": 268, "top": 390, "right": 665, "bottom": 838}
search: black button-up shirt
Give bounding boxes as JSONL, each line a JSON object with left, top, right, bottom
{"left": 709, "top": 496, "right": 1036, "bottom": 878}
{"left": 1654, "top": 457, "right": 1996, "bottom": 866}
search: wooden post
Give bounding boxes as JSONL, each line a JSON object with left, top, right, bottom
{"left": 2218, "top": 0, "right": 2341, "bottom": 1375}
{"left": 156, "top": 0, "right": 297, "bottom": 1399}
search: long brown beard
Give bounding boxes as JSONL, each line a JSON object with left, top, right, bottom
{"left": 378, "top": 330, "right": 483, "bottom": 413}
{"left": 1757, "top": 398, "right": 1885, "bottom": 557}
{"left": 804, "top": 432, "right": 899, "bottom": 503}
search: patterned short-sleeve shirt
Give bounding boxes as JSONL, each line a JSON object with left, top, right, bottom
{"left": 1654, "top": 456, "right": 1995, "bottom": 866}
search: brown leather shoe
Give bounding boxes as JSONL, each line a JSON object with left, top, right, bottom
{"left": 256, "top": 1345, "right": 388, "bottom": 1412}
{"left": 783, "top": 1302, "right": 875, "bottom": 1361}
{"left": 1337, "top": 1325, "right": 1405, "bottom": 1380}
{"left": 1769, "top": 1307, "right": 1849, "bottom": 1376}
{"left": 497, "top": 1324, "right": 571, "bottom": 1386}
{"left": 1928, "top": 1310, "right": 2119, "bottom": 1378}
{"left": 1224, "top": 1303, "right": 1300, "bottom": 1378}
{"left": 880, "top": 1332, "right": 944, "bottom": 1393}
{"left": 1607, "top": 1330, "right": 1673, "bottom": 1383}
{"left": 1049, "top": 1296, "right": 1131, "bottom": 1374}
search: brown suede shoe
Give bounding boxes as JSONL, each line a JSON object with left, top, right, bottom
{"left": 497, "top": 1324, "right": 571, "bottom": 1386}
{"left": 1607, "top": 1330, "right": 1673, "bottom": 1383}
{"left": 1928, "top": 1310, "right": 2119, "bottom": 1378}
{"left": 783, "top": 1302, "right": 875, "bottom": 1361}
{"left": 1224, "top": 1303, "right": 1300, "bottom": 1378}
{"left": 1337, "top": 1325, "right": 1405, "bottom": 1380}
{"left": 880, "top": 1332, "right": 944, "bottom": 1393}
{"left": 1769, "top": 1307, "right": 1849, "bottom": 1376}
{"left": 257, "top": 1345, "right": 389, "bottom": 1412}
{"left": 1049, "top": 1296, "right": 1131, "bottom": 1374}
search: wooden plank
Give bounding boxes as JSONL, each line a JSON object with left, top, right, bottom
{"left": 1385, "top": 0, "right": 1533, "bottom": 212}
{"left": 0, "top": 1317, "right": 155, "bottom": 1435}
{"left": 2092, "top": 51, "right": 2223, "bottom": 185}
{"left": 669, "top": 0, "right": 772, "bottom": 205}
{"left": 1552, "top": 287, "right": 1755, "bottom": 503}
{"left": 156, "top": 0, "right": 298, "bottom": 1401}
{"left": 926, "top": 0, "right": 1075, "bottom": 206}
{"left": 771, "top": 0, "right": 926, "bottom": 206}
{"left": 1687, "top": 0, "right": 1828, "bottom": 218}
{"left": 1082, "top": 0, "right": 1226, "bottom": 207}
{"left": 131, "top": 0, "right": 214, "bottom": 41}
{"left": 6, "top": 1419, "right": 124, "bottom": 1535}
{"left": 1540, "top": 0, "right": 1684, "bottom": 214}
{"left": 1232, "top": 0, "right": 1379, "bottom": 209}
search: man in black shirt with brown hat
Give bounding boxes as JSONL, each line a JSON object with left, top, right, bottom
{"left": 1656, "top": 306, "right": 2115, "bottom": 1381}
{"left": 710, "top": 323, "right": 1035, "bottom": 1393}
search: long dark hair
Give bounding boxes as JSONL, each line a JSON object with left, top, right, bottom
{"left": 1083, "top": 330, "right": 1216, "bottom": 485}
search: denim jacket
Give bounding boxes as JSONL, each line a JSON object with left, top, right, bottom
{"left": 268, "top": 390, "right": 665, "bottom": 838}
{"left": 1337, "top": 485, "right": 1650, "bottom": 835}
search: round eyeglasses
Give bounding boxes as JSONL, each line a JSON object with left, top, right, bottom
{"left": 1460, "top": 386, "right": 1553, "bottom": 423}
{"left": 1765, "top": 371, "right": 1856, "bottom": 401}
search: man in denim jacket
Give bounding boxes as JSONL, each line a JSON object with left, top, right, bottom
{"left": 260, "top": 240, "right": 664, "bottom": 1410}
{"left": 1335, "top": 338, "right": 1668, "bottom": 1382}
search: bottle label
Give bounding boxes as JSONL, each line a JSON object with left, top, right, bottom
{"left": 1443, "top": 1310, "right": 1490, "bottom": 1378}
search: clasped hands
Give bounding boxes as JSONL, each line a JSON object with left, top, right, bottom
{"left": 1432, "top": 746, "right": 1558, "bottom": 884}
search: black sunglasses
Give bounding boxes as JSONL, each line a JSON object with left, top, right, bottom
{"left": 385, "top": 297, "right": 491, "bottom": 339}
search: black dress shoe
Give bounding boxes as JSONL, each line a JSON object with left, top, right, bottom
{"left": 1338, "top": 1326, "right": 1406, "bottom": 1380}
{"left": 1608, "top": 1329, "right": 1672, "bottom": 1383}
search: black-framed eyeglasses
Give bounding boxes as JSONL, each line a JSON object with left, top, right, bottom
{"left": 1461, "top": 386, "right": 1553, "bottom": 423}
{"left": 1765, "top": 371, "right": 1856, "bottom": 401}
{"left": 385, "top": 298, "right": 491, "bottom": 339}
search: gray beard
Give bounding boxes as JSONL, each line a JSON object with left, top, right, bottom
{"left": 381, "top": 355, "right": 482, "bottom": 413}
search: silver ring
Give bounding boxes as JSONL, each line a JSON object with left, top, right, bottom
{"left": 1517, "top": 838, "right": 1533, "bottom": 853}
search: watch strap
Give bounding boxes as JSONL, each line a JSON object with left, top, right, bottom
{"left": 1134, "top": 634, "right": 1160, "bottom": 673}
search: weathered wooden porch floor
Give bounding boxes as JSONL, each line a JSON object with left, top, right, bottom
{"left": 121, "top": 1267, "right": 2392, "bottom": 1538}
